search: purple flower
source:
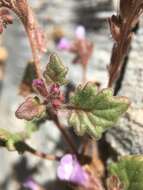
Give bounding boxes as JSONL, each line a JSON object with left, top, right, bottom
{"left": 57, "top": 154, "right": 89, "bottom": 187}
{"left": 75, "top": 25, "right": 86, "bottom": 40}
{"left": 23, "top": 178, "right": 39, "bottom": 190}
{"left": 57, "top": 37, "right": 71, "bottom": 50}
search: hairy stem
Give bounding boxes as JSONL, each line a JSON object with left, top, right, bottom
{"left": 54, "top": 115, "right": 78, "bottom": 156}
{"left": 25, "top": 27, "right": 42, "bottom": 78}
{"left": 24, "top": 143, "right": 60, "bottom": 161}
{"left": 0, "top": 0, "right": 42, "bottom": 78}
{"left": 82, "top": 64, "right": 87, "bottom": 83}
{"left": 48, "top": 110, "right": 78, "bottom": 155}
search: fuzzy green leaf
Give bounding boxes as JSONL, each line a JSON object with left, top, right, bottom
{"left": 108, "top": 155, "right": 143, "bottom": 190}
{"left": 43, "top": 53, "right": 68, "bottom": 85}
{"left": 68, "top": 83, "right": 130, "bottom": 139}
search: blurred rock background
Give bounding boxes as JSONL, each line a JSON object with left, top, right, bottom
{"left": 0, "top": 0, "right": 143, "bottom": 189}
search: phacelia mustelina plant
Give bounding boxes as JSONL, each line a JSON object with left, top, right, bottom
{"left": 0, "top": 0, "right": 143, "bottom": 190}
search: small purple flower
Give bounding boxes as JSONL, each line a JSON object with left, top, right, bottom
{"left": 32, "top": 79, "right": 48, "bottom": 97}
{"left": 57, "top": 37, "right": 71, "bottom": 50}
{"left": 23, "top": 178, "right": 39, "bottom": 190}
{"left": 75, "top": 25, "right": 86, "bottom": 40}
{"left": 57, "top": 154, "right": 89, "bottom": 187}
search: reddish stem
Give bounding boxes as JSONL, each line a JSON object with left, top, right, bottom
{"left": 82, "top": 64, "right": 87, "bottom": 83}
{"left": 0, "top": 0, "right": 42, "bottom": 78}
{"left": 52, "top": 113, "right": 78, "bottom": 156}
{"left": 25, "top": 143, "right": 60, "bottom": 161}
{"left": 25, "top": 27, "right": 42, "bottom": 78}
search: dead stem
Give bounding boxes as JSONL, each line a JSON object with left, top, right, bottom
{"left": 80, "top": 136, "right": 91, "bottom": 156}
{"left": 108, "top": 1, "right": 143, "bottom": 87}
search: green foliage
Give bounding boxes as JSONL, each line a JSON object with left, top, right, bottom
{"left": 68, "top": 82, "right": 130, "bottom": 139}
{"left": 0, "top": 119, "right": 45, "bottom": 152}
{"left": 108, "top": 155, "right": 143, "bottom": 190}
{"left": 43, "top": 53, "right": 68, "bottom": 85}
{"left": 24, "top": 120, "right": 38, "bottom": 135}
{"left": 0, "top": 128, "right": 11, "bottom": 142}
{"left": 24, "top": 115, "right": 48, "bottom": 136}
{"left": 0, "top": 128, "right": 27, "bottom": 151}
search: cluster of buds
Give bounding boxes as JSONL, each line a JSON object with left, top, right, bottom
{"left": 16, "top": 53, "right": 67, "bottom": 121}
{"left": 0, "top": 9, "right": 13, "bottom": 33}
{"left": 32, "top": 79, "right": 64, "bottom": 109}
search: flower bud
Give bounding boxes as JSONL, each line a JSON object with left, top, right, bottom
{"left": 32, "top": 79, "right": 48, "bottom": 97}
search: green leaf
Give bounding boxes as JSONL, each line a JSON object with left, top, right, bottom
{"left": 68, "top": 82, "right": 130, "bottom": 139}
{"left": 0, "top": 128, "right": 11, "bottom": 141}
{"left": 108, "top": 155, "right": 143, "bottom": 190}
{"left": 15, "top": 96, "right": 46, "bottom": 121}
{"left": 0, "top": 128, "right": 27, "bottom": 151}
{"left": 6, "top": 133, "right": 24, "bottom": 151}
{"left": 43, "top": 53, "right": 68, "bottom": 85}
{"left": 24, "top": 121, "right": 38, "bottom": 135}
{"left": 24, "top": 112, "right": 49, "bottom": 136}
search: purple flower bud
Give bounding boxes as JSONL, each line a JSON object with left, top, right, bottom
{"left": 57, "top": 37, "right": 71, "bottom": 50}
{"left": 57, "top": 154, "right": 89, "bottom": 187}
{"left": 33, "top": 79, "right": 44, "bottom": 87}
{"left": 32, "top": 79, "right": 48, "bottom": 97}
{"left": 75, "top": 25, "right": 86, "bottom": 40}
{"left": 50, "top": 84, "right": 60, "bottom": 95}
{"left": 23, "top": 178, "right": 39, "bottom": 190}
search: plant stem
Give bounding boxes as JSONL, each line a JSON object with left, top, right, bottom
{"left": 80, "top": 136, "right": 90, "bottom": 156}
{"left": 51, "top": 112, "right": 78, "bottom": 156}
{"left": 0, "top": 0, "right": 42, "bottom": 79}
{"left": 108, "top": 9, "right": 140, "bottom": 87}
{"left": 23, "top": 142, "right": 60, "bottom": 161}
{"left": 47, "top": 109, "right": 78, "bottom": 155}
{"left": 82, "top": 64, "right": 87, "bottom": 83}
{"left": 26, "top": 27, "right": 42, "bottom": 79}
